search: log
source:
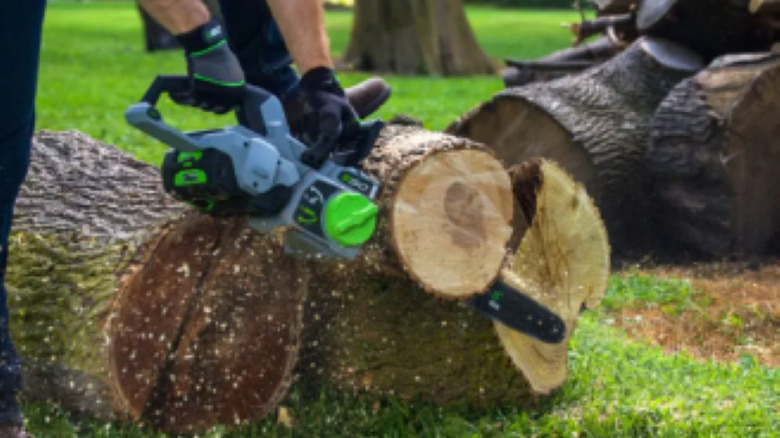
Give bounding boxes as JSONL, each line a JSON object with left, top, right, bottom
{"left": 637, "top": 0, "right": 773, "bottom": 60}
{"left": 751, "top": 0, "right": 780, "bottom": 13}
{"left": 450, "top": 37, "right": 703, "bottom": 257}
{"left": 7, "top": 131, "right": 184, "bottom": 420}
{"left": 647, "top": 52, "right": 780, "bottom": 256}
{"left": 9, "top": 128, "right": 608, "bottom": 434}
{"left": 589, "top": 0, "right": 637, "bottom": 15}
{"left": 297, "top": 159, "right": 609, "bottom": 400}
{"left": 502, "top": 36, "right": 622, "bottom": 88}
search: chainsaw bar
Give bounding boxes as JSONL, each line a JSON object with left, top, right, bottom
{"left": 467, "top": 278, "right": 566, "bottom": 343}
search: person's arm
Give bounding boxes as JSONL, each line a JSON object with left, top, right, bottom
{"left": 137, "top": 0, "right": 210, "bottom": 35}
{"left": 265, "top": 0, "right": 333, "bottom": 74}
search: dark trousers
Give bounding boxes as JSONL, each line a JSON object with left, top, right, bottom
{"left": 219, "top": 0, "right": 301, "bottom": 100}
{"left": 0, "top": 0, "right": 47, "bottom": 426}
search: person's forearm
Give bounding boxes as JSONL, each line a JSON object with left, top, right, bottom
{"left": 138, "top": 0, "right": 210, "bottom": 35}
{"left": 266, "top": 0, "right": 333, "bottom": 74}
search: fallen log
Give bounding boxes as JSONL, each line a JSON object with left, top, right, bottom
{"left": 451, "top": 37, "right": 703, "bottom": 256}
{"left": 637, "top": 0, "right": 773, "bottom": 60}
{"left": 8, "top": 128, "right": 608, "bottom": 434}
{"left": 647, "top": 52, "right": 780, "bottom": 256}
{"left": 298, "top": 159, "right": 610, "bottom": 401}
{"left": 502, "top": 36, "right": 623, "bottom": 87}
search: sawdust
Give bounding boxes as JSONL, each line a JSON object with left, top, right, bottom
{"left": 611, "top": 259, "right": 779, "bottom": 367}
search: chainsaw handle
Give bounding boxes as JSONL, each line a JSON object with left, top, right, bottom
{"left": 141, "top": 75, "right": 190, "bottom": 106}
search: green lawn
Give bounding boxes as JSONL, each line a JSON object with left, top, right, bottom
{"left": 27, "top": 2, "right": 778, "bottom": 437}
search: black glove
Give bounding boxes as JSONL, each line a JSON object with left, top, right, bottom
{"left": 172, "top": 19, "right": 246, "bottom": 114}
{"left": 299, "top": 67, "right": 360, "bottom": 168}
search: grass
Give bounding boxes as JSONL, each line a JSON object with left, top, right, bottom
{"left": 28, "top": 2, "right": 779, "bottom": 437}
{"left": 23, "top": 314, "right": 779, "bottom": 437}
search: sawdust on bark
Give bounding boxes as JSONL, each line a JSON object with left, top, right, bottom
{"left": 611, "top": 260, "right": 779, "bottom": 367}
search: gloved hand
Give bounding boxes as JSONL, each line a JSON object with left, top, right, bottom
{"left": 299, "top": 67, "right": 361, "bottom": 168}
{"left": 172, "top": 19, "right": 245, "bottom": 114}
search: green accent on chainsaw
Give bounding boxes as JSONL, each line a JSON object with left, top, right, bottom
{"left": 296, "top": 206, "right": 318, "bottom": 225}
{"left": 177, "top": 151, "right": 203, "bottom": 163}
{"left": 324, "top": 192, "right": 378, "bottom": 247}
{"left": 174, "top": 169, "right": 208, "bottom": 187}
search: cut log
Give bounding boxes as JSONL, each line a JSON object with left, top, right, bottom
{"left": 648, "top": 53, "right": 780, "bottom": 256}
{"left": 496, "top": 160, "right": 609, "bottom": 394}
{"left": 589, "top": 0, "right": 637, "bottom": 15}
{"left": 751, "top": 0, "right": 780, "bottom": 13}
{"left": 450, "top": 37, "right": 703, "bottom": 256}
{"left": 6, "top": 131, "right": 184, "bottom": 420}
{"left": 502, "top": 36, "right": 623, "bottom": 87}
{"left": 8, "top": 128, "right": 608, "bottom": 434}
{"left": 638, "top": 0, "right": 773, "bottom": 60}
{"left": 297, "top": 159, "right": 609, "bottom": 399}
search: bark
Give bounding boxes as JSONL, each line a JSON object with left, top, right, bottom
{"left": 450, "top": 37, "right": 702, "bottom": 257}
{"left": 502, "top": 36, "right": 623, "bottom": 88}
{"left": 638, "top": 0, "right": 773, "bottom": 60}
{"left": 7, "top": 131, "right": 185, "bottom": 418}
{"left": 590, "top": 0, "right": 637, "bottom": 15}
{"left": 343, "top": 0, "right": 496, "bottom": 75}
{"left": 648, "top": 53, "right": 780, "bottom": 256}
{"left": 9, "top": 128, "right": 608, "bottom": 434}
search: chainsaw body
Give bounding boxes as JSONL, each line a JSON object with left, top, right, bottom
{"left": 126, "top": 75, "right": 382, "bottom": 259}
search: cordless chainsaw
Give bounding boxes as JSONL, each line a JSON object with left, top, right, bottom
{"left": 126, "top": 75, "right": 383, "bottom": 259}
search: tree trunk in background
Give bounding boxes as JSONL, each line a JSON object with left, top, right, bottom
{"left": 138, "top": 0, "right": 223, "bottom": 52}
{"left": 343, "top": 0, "right": 496, "bottom": 75}
{"left": 648, "top": 53, "right": 780, "bottom": 256}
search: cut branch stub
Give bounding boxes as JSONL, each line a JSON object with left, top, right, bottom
{"left": 450, "top": 38, "right": 700, "bottom": 256}
{"left": 648, "top": 52, "right": 780, "bottom": 256}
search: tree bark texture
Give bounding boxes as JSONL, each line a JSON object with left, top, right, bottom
{"left": 343, "top": 0, "right": 496, "bottom": 75}
{"left": 502, "top": 36, "right": 623, "bottom": 88}
{"left": 638, "top": 0, "right": 774, "bottom": 60}
{"left": 450, "top": 38, "right": 700, "bottom": 257}
{"left": 648, "top": 53, "right": 780, "bottom": 256}
{"left": 8, "top": 128, "right": 608, "bottom": 434}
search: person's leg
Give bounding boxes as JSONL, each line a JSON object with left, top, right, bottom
{"left": 0, "top": 0, "right": 47, "bottom": 428}
{"left": 218, "top": 0, "right": 301, "bottom": 100}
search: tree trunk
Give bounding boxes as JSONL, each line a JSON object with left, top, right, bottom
{"left": 137, "top": 0, "right": 223, "bottom": 52}
{"left": 450, "top": 37, "right": 703, "bottom": 257}
{"left": 647, "top": 53, "right": 780, "bottom": 256}
{"left": 9, "top": 128, "right": 609, "bottom": 434}
{"left": 343, "top": 0, "right": 496, "bottom": 75}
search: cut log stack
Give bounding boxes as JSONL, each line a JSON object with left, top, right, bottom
{"left": 459, "top": 0, "right": 780, "bottom": 258}
{"left": 8, "top": 127, "right": 609, "bottom": 434}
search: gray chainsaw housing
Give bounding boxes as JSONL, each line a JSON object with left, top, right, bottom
{"left": 126, "top": 92, "right": 380, "bottom": 259}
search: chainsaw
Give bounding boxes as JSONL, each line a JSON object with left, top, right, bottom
{"left": 126, "top": 75, "right": 383, "bottom": 259}
{"left": 126, "top": 76, "right": 566, "bottom": 344}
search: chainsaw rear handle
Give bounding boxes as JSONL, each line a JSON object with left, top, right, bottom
{"left": 135, "top": 74, "right": 279, "bottom": 139}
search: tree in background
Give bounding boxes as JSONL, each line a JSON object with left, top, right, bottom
{"left": 343, "top": 0, "right": 496, "bottom": 75}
